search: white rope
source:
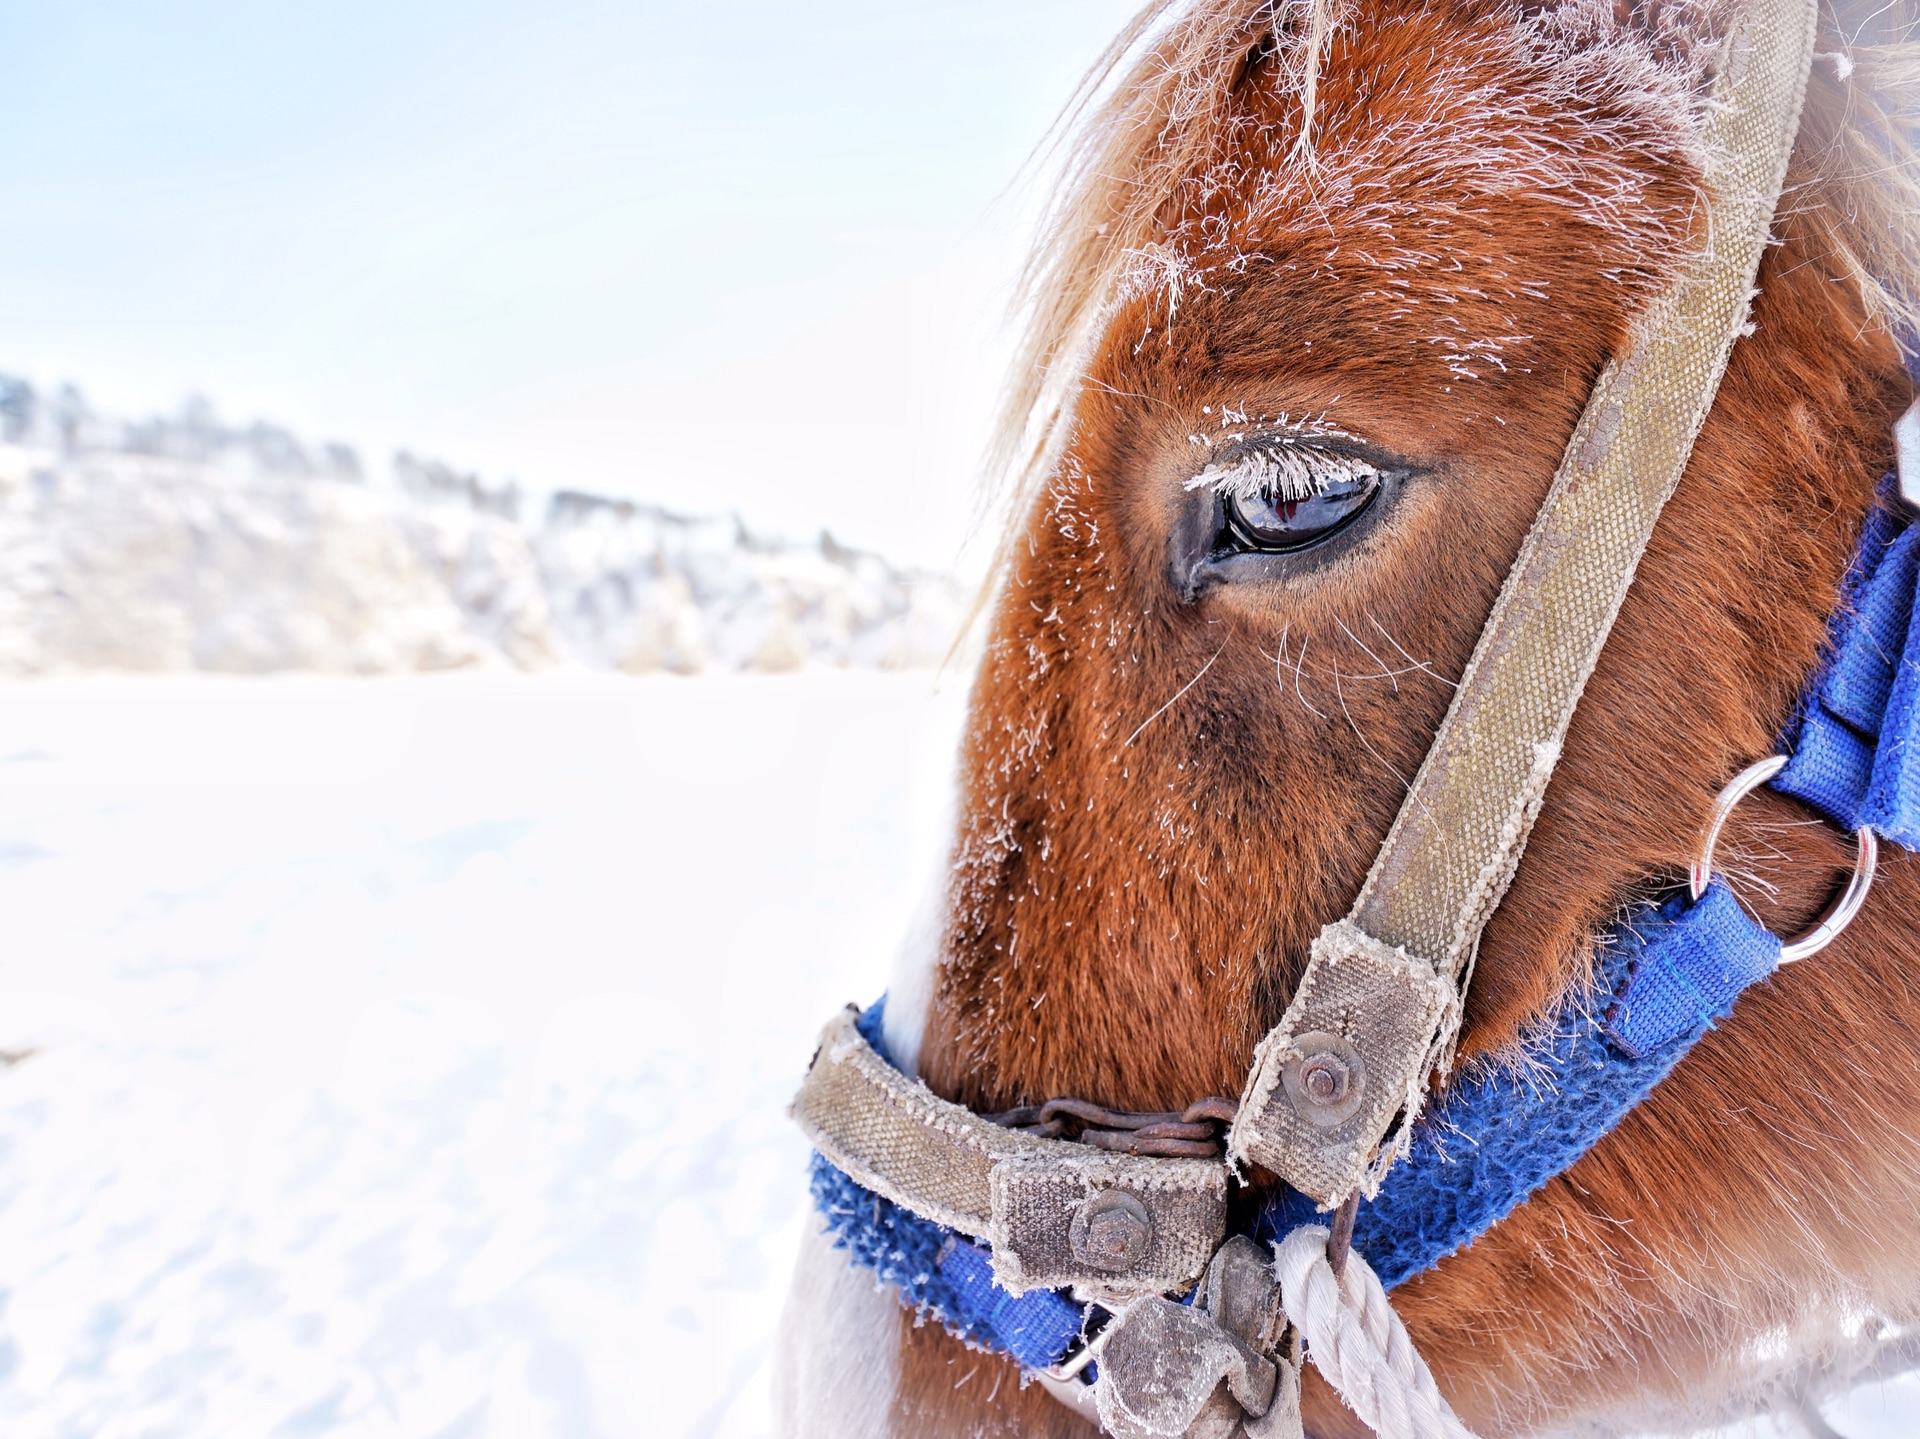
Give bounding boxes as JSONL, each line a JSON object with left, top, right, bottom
{"left": 1274, "top": 1226, "right": 1481, "bottom": 1439}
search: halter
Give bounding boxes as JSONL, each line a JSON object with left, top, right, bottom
{"left": 787, "top": 0, "right": 1915, "bottom": 1431}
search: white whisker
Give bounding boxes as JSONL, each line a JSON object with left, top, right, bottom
{"left": 1125, "top": 643, "right": 1226, "bottom": 747}
{"left": 1368, "top": 612, "right": 1460, "bottom": 690}
{"left": 1287, "top": 632, "right": 1329, "bottom": 720}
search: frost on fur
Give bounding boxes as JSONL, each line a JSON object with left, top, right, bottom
{"left": 1185, "top": 445, "right": 1383, "bottom": 502}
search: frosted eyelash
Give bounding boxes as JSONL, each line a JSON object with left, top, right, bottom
{"left": 1184, "top": 447, "right": 1382, "bottom": 503}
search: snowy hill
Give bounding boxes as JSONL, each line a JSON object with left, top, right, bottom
{"left": 0, "top": 377, "right": 967, "bottom": 675}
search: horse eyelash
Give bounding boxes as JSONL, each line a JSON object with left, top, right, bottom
{"left": 1183, "top": 445, "right": 1381, "bottom": 501}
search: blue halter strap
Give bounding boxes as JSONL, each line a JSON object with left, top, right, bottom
{"left": 807, "top": 485, "right": 1920, "bottom": 1373}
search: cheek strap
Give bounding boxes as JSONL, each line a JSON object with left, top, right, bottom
{"left": 1229, "top": 0, "right": 1823, "bottom": 1208}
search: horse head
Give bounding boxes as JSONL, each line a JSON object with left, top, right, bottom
{"left": 782, "top": 0, "right": 1920, "bottom": 1433}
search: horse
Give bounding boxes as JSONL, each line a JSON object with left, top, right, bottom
{"left": 776, "top": 0, "right": 1920, "bottom": 1432}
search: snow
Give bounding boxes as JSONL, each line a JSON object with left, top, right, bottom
{"left": 0, "top": 672, "right": 964, "bottom": 1437}
{"left": 0, "top": 670, "right": 1910, "bottom": 1438}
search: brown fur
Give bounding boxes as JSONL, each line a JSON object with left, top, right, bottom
{"left": 872, "top": 0, "right": 1920, "bottom": 1433}
{"left": 893, "top": 1315, "right": 1096, "bottom": 1437}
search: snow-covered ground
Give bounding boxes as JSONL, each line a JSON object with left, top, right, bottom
{"left": 0, "top": 672, "right": 965, "bottom": 1437}
{"left": 0, "top": 672, "right": 1911, "bottom": 1438}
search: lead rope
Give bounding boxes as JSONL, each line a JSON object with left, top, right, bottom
{"left": 1275, "top": 1227, "right": 1479, "bottom": 1439}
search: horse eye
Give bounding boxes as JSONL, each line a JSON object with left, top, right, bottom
{"left": 1218, "top": 469, "right": 1379, "bottom": 554}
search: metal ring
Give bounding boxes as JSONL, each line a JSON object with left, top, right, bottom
{"left": 1691, "top": 754, "right": 1879, "bottom": 963}
{"left": 1043, "top": 1310, "right": 1116, "bottom": 1384}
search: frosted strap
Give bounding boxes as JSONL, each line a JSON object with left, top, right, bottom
{"left": 793, "top": 1007, "right": 1228, "bottom": 1296}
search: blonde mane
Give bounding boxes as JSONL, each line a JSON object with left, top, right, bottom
{"left": 987, "top": 0, "right": 1920, "bottom": 542}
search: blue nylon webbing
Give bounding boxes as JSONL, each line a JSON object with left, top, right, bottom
{"left": 1601, "top": 879, "right": 1783, "bottom": 1058}
{"left": 813, "top": 879, "right": 1783, "bottom": 1348}
{"left": 1774, "top": 490, "right": 1920, "bottom": 845}
{"left": 1254, "top": 880, "right": 1782, "bottom": 1286}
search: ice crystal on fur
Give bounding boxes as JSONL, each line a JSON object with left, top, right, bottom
{"left": 1184, "top": 445, "right": 1381, "bottom": 501}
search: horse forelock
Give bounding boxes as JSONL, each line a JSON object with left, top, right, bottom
{"left": 865, "top": 0, "right": 1920, "bottom": 1434}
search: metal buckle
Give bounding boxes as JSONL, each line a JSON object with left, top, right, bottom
{"left": 1692, "top": 755, "right": 1879, "bottom": 962}
{"left": 1030, "top": 1365, "right": 1102, "bottom": 1420}
{"left": 1030, "top": 1313, "right": 1113, "bottom": 1424}
{"left": 1042, "top": 1308, "right": 1115, "bottom": 1384}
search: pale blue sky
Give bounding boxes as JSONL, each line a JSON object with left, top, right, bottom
{"left": 0, "top": 1, "right": 1136, "bottom": 562}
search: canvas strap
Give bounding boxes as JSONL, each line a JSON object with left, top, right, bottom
{"left": 1228, "top": 0, "right": 1821, "bottom": 1205}
{"left": 794, "top": 1007, "right": 1229, "bottom": 1296}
